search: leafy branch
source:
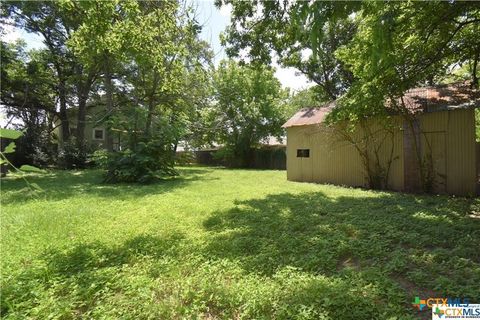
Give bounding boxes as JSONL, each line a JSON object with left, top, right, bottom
{"left": 0, "top": 128, "right": 45, "bottom": 193}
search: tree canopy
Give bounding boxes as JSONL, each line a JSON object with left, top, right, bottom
{"left": 2, "top": 0, "right": 479, "bottom": 180}
{"left": 218, "top": 0, "right": 480, "bottom": 122}
{"left": 203, "top": 60, "right": 287, "bottom": 167}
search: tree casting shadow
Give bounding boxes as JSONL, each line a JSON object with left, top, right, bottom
{"left": 1, "top": 232, "right": 185, "bottom": 317}
{"left": 203, "top": 191, "right": 480, "bottom": 303}
{"left": 1, "top": 167, "right": 216, "bottom": 204}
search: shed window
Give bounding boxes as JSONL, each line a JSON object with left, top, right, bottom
{"left": 297, "top": 149, "right": 310, "bottom": 158}
{"left": 93, "top": 128, "right": 105, "bottom": 140}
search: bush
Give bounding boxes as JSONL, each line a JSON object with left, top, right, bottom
{"left": 175, "top": 151, "right": 195, "bottom": 166}
{"left": 103, "top": 140, "right": 177, "bottom": 183}
{"left": 58, "top": 138, "right": 87, "bottom": 169}
{"left": 212, "top": 147, "right": 238, "bottom": 166}
{"left": 89, "top": 149, "right": 110, "bottom": 169}
{"left": 3, "top": 128, "right": 57, "bottom": 168}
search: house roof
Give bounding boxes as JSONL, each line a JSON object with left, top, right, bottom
{"left": 282, "top": 83, "right": 479, "bottom": 128}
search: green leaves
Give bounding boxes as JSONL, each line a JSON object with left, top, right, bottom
{"left": 0, "top": 126, "right": 44, "bottom": 177}
{"left": 208, "top": 60, "right": 286, "bottom": 167}
{"left": 333, "top": 1, "right": 480, "bottom": 122}
{"left": 19, "top": 165, "right": 46, "bottom": 173}
{"left": 3, "top": 142, "right": 17, "bottom": 154}
{"left": 219, "top": 1, "right": 358, "bottom": 100}
{"left": 0, "top": 128, "right": 23, "bottom": 140}
{"left": 102, "top": 140, "right": 177, "bottom": 183}
{"left": 221, "top": 1, "right": 479, "bottom": 125}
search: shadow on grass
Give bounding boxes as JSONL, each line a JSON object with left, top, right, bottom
{"left": 1, "top": 167, "right": 215, "bottom": 204}
{"left": 1, "top": 232, "right": 185, "bottom": 317}
{"left": 203, "top": 191, "right": 480, "bottom": 304}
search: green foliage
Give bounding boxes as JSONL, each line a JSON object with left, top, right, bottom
{"left": 3, "top": 142, "right": 16, "bottom": 154}
{"left": 329, "top": 2, "right": 480, "bottom": 122}
{"left": 206, "top": 60, "right": 287, "bottom": 167}
{"left": 218, "top": 1, "right": 358, "bottom": 99}
{"left": 0, "top": 41, "right": 57, "bottom": 120}
{"left": 0, "top": 128, "right": 44, "bottom": 193}
{"left": 0, "top": 129, "right": 23, "bottom": 140}
{"left": 1, "top": 130, "right": 23, "bottom": 169}
{"left": 4, "top": 1, "right": 213, "bottom": 168}
{"left": 89, "top": 149, "right": 110, "bottom": 169}
{"left": 286, "top": 87, "right": 325, "bottom": 116}
{"left": 18, "top": 165, "right": 46, "bottom": 173}
{"left": 1, "top": 168, "right": 479, "bottom": 318}
{"left": 219, "top": 1, "right": 479, "bottom": 123}
{"left": 174, "top": 151, "right": 195, "bottom": 166}
{"left": 58, "top": 137, "right": 88, "bottom": 169}
{"left": 103, "top": 140, "right": 177, "bottom": 183}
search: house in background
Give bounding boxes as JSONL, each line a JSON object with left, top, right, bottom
{"left": 56, "top": 104, "right": 121, "bottom": 151}
{"left": 283, "top": 83, "right": 479, "bottom": 196}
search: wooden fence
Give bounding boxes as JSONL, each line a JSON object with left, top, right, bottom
{"left": 177, "top": 147, "right": 286, "bottom": 170}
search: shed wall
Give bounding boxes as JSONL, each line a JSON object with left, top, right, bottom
{"left": 286, "top": 118, "right": 404, "bottom": 190}
{"left": 428, "top": 108, "right": 476, "bottom": 195}
{"left": 286, "top": 108, "right": 477, "bottom": 195}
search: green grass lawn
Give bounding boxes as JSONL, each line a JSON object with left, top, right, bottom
{"left": 1, "top": 167, "right": 479, "bottom": 319}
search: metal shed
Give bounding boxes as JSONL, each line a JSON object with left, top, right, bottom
{"left": 283, "top": 83, "right": 479, "bottom": 196}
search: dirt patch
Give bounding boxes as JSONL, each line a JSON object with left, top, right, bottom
{"left": 392, "top": 274, "right": 441, "bottom": 320}
{"left": 336, "top": 255, "right": 361, "bottom": 271}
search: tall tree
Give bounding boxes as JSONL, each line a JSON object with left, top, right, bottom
{"left": 207, "top": 60, "right": 287, "bottom": 167}
{"left": 3, "top": 1, "right": 101, "bottom": 164}
{"left": 217, "top": 1, "right": 359, "bottom": 100}
{"left": 329, "top": 1, "right": 480, "bottom": 122}
{"left": 0, "top": 41, "right": 58, "bottom": 166}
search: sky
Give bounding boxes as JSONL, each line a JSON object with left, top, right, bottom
{"left": 1, "top": 0, "right": 313, "bottom": 91}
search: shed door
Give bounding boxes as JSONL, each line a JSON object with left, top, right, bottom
{"left": 422, "top": 132, "right": 446, "bottom": 193}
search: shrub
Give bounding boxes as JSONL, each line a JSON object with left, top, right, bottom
{"left": 103, "top": 140, "right": 177, "bottom": 183}
{"left": 175, "top": 151, "right": 195, "bottom": 166}
{"left": 89, "top": 149, "right": 110, "bottom": 169}
{"left": 58, "top": 137, "right": 87, "bottom": 169}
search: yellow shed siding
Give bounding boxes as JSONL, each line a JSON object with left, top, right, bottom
{"left": 444, "top": 109, "right": 476, "bottom": 195}
{"left": 286, "top": 109, "right": 477, "bottom": 196}
{"left": 287, "top": 122, "right": 402, "bottom": 189}
{"left": 310, "top": 125, "right": 365, "bottom": 187}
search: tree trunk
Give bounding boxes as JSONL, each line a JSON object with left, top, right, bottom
{"left": 104, "top": 53, "right": 114, "bottom": 152}
{"left": 472, "top": 48, "right": 479, "bottom": 89}
{"left": 58, "top": 79, "right": 69, "bottom": 150}
{"left": 76, "top": 66, "right": 97, "bottom": 162}
{"left": 145, "top": 71, "right": 160, "bottom": 137}
{"left": 76, "top": 91, "right": 88, "bottom": 160}
{"left": 145, "top": 98, "right": 154, "bottom": 137}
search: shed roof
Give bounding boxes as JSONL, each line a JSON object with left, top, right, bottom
{"left": 399, "top": 82, "right": 480, "bottom": 113}
{"left": 283, "top": 83, "right": 479, "bottom": 128}
{"left": 282, "top": 101, "right": 336, "bottom": 128}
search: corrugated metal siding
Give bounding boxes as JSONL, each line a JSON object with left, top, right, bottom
{"left": 286, "top": 109, "right": 476, "bottom": 195}
{"left": 309, "top": 125, "right": 365, "bottom": 187}
{"left": 287, "top": 119, "right": 404, "bottom": 190}
{"left": 442, "top": 109, "right": 476, "bottom": 195}
{"left": 418, "top": 109, "right": 476, "bottom": 195}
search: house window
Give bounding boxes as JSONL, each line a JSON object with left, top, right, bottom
{"left": 93, "top": 128, "right": 105, "bottom": 140}
{"left": 297, "top": 149, "right": 310, "bottom": 158}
